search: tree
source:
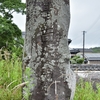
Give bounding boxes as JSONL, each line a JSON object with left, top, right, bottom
{"left": 0, "top": 0, "right": 26, "bottom": 57}
{"left": 23, "top": 0, "right": 76, "bottom": 100}
{"left": 91, "top": 47, "right": 100, "bottom": 53}
{"left": 0, "top": 0, "right": 26, "bottom": 19}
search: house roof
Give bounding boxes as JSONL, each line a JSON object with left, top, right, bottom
{"left": 74, "top": 48, "right": 93, "bottom": 53}
{"left": 85, "top": 53, "right": 100, "bottom": 61}
{"left": 70, "top": 49, "right": 80, "bottom": 54}
{"left": 68, "top": 39, "right": 72, "bottom": 45}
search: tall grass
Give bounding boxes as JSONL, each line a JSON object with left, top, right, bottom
{"left": 0, "top": 59, "right": 22, "bottom": 100}
{"left": 74, "top": 79, "right": 100, "bottom": 100}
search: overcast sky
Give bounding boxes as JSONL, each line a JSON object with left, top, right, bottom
{"left": 13, "top": 0, "right": 100, "bottom": 48}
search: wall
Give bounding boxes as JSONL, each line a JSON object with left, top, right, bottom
{"left": 71, "top": 64, "right": 100, "bottom": 82}
{"left": 88, "top": 60, "right": 100, "bottom": 64}
{"left": 70, "top": 64, "right": 100, "bottom": 71}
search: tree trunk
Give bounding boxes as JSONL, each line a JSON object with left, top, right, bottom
{"left": 23, "top": 0, "right": 76, "bottom": 100}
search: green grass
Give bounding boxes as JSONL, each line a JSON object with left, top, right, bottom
{"left": 74, "top": 80, "right": 100, "bottom": 100}
{"left": 0, "top": 59, "right": 22, "bottom": 100}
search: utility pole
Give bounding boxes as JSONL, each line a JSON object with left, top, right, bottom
{"left": 83, "top": 31, "right": 86, "bottom": 60}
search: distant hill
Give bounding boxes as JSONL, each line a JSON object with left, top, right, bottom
{"left": 90, "top": 47, "right": 100, "bottom": 53}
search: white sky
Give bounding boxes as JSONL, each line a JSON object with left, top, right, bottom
{"left": 13, "top": 0, "right": 100, "bottom": 48}
{"left": 69, "top": 0, "right": 100, "bottom": 48}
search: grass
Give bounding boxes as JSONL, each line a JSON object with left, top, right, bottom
{"left": 0, "top": 59, "right": 22, "bottom": 100}
{"left": 74, "top": 79, "right": 100, "bottom": 100}
{"left": 0, "top": 59, "right": 100, "bottom": 100}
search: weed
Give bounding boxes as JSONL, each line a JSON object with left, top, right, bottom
{"left": 74, "top": 80, "right": 100, "bottom": 100}
{"left": 0, "top": 59, "right": 22, "bottom": 100}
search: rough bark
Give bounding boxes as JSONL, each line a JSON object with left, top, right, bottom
{"left": 23, "top": 0, "right": 76, "bottom": 100}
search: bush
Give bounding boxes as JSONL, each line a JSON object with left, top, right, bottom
{"left": 70, "top": 55, "right": 84, "bottom": 64}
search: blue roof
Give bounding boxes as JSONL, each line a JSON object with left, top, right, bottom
{"left": 85, "top": 53, "right": 100, "bottom": 61}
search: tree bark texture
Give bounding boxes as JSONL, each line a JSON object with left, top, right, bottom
{"left": 23, "top": 0, "right": 76, "bottom": 100}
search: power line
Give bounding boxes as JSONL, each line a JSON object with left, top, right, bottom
{"left": 69, "top": 14, "right": 100, "bottom": 47}
{"left": 86, "top": 14, "right": 100, "bottom": 32}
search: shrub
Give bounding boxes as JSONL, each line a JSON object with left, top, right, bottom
{"left": 70, "top": 55, "right": 84, "bottom": 64}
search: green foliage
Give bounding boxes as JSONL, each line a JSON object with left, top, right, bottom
{"left": 0, "top": 59, "right": 22, "bottom": 100}
{"left": 0, "top": 0, "right": 26, "bottom": 19}
{"left": 76, "top": 58, "right": 84, "bottom": 64}
{"left": 0, "top": 16, "right": 23, "bottom": 47}
{"left": 70, "top": 55, "right": 84, "bottom": 64}
{"left": 91, "top": 47, "right": 100, "bottom": 53}
{"left": 0, "top": 0, "right": 25, "bottom": 57}
{"left": 74, "top": 80, "right": 100, "bottom": 100}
